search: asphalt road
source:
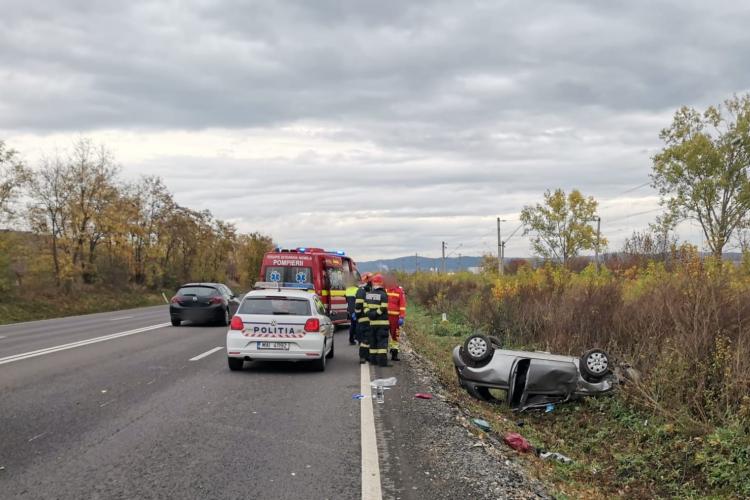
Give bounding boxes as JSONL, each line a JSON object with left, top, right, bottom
{"left": 0, "top": 306, "right": 362, "bottom": 499}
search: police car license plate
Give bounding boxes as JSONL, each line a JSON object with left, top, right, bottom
{"left": 257, "top": 342, "right": 289, "bottom": 350}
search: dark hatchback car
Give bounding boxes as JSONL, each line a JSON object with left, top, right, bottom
{"left": 169, "top": 283, "right": 240, "bottom": 326}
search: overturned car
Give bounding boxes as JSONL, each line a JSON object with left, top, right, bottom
{"left": 453, "top": 333, "right": 615, "bottom": 411}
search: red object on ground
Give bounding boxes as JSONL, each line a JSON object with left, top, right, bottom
{"left": 503, "top": 432, "right": 532, "bottom": 453}
{"left": 414, "top": 393, "right": 433, "bottom": 399}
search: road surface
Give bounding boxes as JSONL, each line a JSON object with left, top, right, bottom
{"left": 0, "top": 306, "right": 546, "bottom": 499}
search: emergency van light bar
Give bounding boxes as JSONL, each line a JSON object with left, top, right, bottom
{"left": 254, "top": 281, "right": 315, "bottom": 291}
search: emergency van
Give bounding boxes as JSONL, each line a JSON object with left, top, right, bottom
{"left": 259, "top": 248, "right": 360, "bottom": 325}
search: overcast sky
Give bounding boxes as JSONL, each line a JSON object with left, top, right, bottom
{"left": 2, "top": 0, "right": 749, "bottom": 260}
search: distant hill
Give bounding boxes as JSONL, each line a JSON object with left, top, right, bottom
{"left": 356, "top": 255, "right": 484, "bottom": 273}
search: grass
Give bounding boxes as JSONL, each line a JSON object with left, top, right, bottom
{"left": 0, "top": 287, "right": 166, "bottom": 325}
{"left": 406, "top": 304, "right": 750, "bottom": 499}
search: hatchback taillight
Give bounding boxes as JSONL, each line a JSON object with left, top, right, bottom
{"left": 304, "top": 318, "right": 320, "bottom": 332}
{"left": 230, "top": 316, "right": 244, "bottom": 330}
{"left": 170, "top": 296, "right": 180, "bottom": 304}
{"left": 209, "top": 296, "right": 224, "bottom": 305}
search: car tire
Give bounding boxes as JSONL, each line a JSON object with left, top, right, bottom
{"left": 326, "top": 336, "right": 335, "bottom": 359}
{"left": 580, "top": 349, "right": 610, "bottom": 380}
{"left": 312, "top": 350, "right": 326, "bottom": 372}
{"left": 171, "top": 318, "right": 181, "bottom": 327}
{"left": 460, "top": 333, "right": 494, "bottom": 367}
{"left": 222, "top": 308, "right": 230, "bottom": 326}
{"left": 228, "top": 357, "right": 244, "bottom": 371}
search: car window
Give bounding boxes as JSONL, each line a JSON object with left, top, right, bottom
{"left": 177, "top": 286, "right": 218, "bottom": 297}
{"left": 314, "top": 297, "right": 326, "bottom": 315}
{"left": 224, "top": 285, "right": 234, "bottom": 297}
{"left": 265, "top": 266, "right": 312, "bottom": 284}
{"left": 326, "top": 267, "right": 345, "bottom": 290}
{"left": 239, "top": 297, "right": 312, "bottom": 316}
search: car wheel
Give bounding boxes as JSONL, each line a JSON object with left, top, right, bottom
{"left": 171, "top": 318, "right": 181, "bottom": 327}
{"left": 312, "top": 350, "right": 326, "bottom": 372}
{"left": 326, "top": 336, "right": 335, "bottom": 359}
{"left": 460, "top": 333, "right": 494, "bottom": 367}
{"left": 465, "top": 383, "right": 504, "bottom": 405}
{"left": 228, "top": 357, "right": 244, "bottom": 371}
{"left": 580, "top": 349, "right": 610, "bottom": 380}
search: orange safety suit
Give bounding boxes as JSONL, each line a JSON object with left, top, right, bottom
{"left": 386, "top": 286, "right": 406, "bottom": 355}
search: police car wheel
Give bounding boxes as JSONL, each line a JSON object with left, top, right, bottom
{"left": 461, "top": 333, "right": 494, "bottom": 367}
{"left": 326, "top": 336, "right": 335, "bottom": 359}
{"left": 312, "top": 350, "right": 326, "bottom": 371}
{"left": 228, "top": 357, "right": 244, "bottom": 371}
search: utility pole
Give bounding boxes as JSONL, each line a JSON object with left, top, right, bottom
{"left": 594, "top": 216, "right": 601, "bottom": 272}
{"left": 497, "top": 217, "right": 506, "bottom": 275}
{"left": 441, "top": 241, "right": 446, "bottom": 274}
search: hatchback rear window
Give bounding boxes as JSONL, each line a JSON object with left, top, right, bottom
{"left": 239, "top": 297, "right": 312, "bottom": 316}
{"left": 177, "top": 286, "right": 218, "bottom": 297}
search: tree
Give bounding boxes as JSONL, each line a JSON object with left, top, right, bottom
{"left": 520, "top": 188, "right": 604, "bottom": 266}
{"left": 0, "top": 140, "right": 29, "bottom": 225}
{"left": 652, "top": 94, "right": 750, "bottom": 257}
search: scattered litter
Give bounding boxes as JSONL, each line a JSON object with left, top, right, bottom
{"left": 539, "top": 451, "right": 573, "bottom": 464}
{"left": 516, "top": 420, "right": 525, "bottom": 427}
{"left": 545, "top": 403, "right": 555, "bottom": 413}
{"left": 0, "top": 466, "right": 5, "bottom": 471}
{"left": 415, "top": 393, "right": 433, "bottom": 399}
{"left": 470, "top": 442, "right": 486, "bottom": 448}
{"left": 370, "top": 377, "right": 397, "bottom": 388}
{"left": 503, "top": 432, "right": 532, "bottom": 453}
{"left": 472, "top": 418, "right": 491, "bottom": 432}
{"left": 291, "top": 472, "right": 296, "bottom": 476}
{"left": 352, "top": 393, "right": 367, "bottom": 400}
{"left": 100, "top": 390, "right": 107, "bottom": 394}
{"left": 371, "top": 377, "right": 397, "bottom": 404}
{"left": 305, "top": 465, "right": 311, "bottom": 469}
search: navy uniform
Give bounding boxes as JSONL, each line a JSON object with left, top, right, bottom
{"left": 345, "top": 284, "right": 359, "bottom": 345}
{"left": 365, "top": 275, "right": 390, "bottom": 367}
{"left": 354, "top": 274, "right": 373, "bottom": 363}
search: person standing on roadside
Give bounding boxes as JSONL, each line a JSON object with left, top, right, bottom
{"left": 365, "top": 274, "right": 391, "bottom": 367}
{"left": 386, "top": 283, "right": 406, "bottom": 361}
{"left": 345, "top": 279, "right": 359, "bottom": 345}
{"left": 354, "top": 273, "right": 373, "bottom": 363}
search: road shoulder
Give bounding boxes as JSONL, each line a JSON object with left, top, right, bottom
{"left": 372, "top": 335, "right": 550, "bottom": 500}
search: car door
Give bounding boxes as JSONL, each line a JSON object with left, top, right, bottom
{"left": 314, "top": 297, "right": 334, "bottom": 338}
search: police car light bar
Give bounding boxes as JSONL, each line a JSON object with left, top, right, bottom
{"left": 254, "top": 281, "right": 315, "bottom": 291}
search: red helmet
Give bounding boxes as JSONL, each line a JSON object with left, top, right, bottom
{"left": 371, "top": 274, "right": 385, "bottom": 287}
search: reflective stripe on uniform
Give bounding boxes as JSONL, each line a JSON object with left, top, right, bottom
{"left": 387, "top": 292, "right": 400, "bottom": 297}
{"left": 369, "top": 348, "right": 388, "bottom": 354}
{"left": 370, "top": 320, "right": 389, "bottom": 326}
{"left": 388, "top": 311, "right": 400, "bottom": 316}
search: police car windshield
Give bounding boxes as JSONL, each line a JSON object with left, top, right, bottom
{"left": 239, "top": 297, "right": 312, "bottom": 316}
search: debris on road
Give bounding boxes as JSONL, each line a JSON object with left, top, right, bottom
{"left": 415, "top": 392, "right": 433, "bottom": 399}
{"left": 371, "top": 377, "right": 398, "bottom": 404}
{"left": 352, "top": 393, "right": 366, "bottom": 400}
{"left": 545, "top": 403, "right": 555, "bottom": 413}
{"left": 503, "top": 432, "right": 532, "bottom": 453}
{"left": 539, "top": 451, "right": 574, "bottom": 464}
{"left": 471, "top": 418, "right": 491, "bottom": 432}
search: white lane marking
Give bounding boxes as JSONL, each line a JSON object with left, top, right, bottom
{"left": 189, "top": 346, "right": 224, "bottom": 361}
{"left": 108, "top": 316, "right": 133, "bottom": 321}
{"left": 361, "top": 362, "right": 382, "bottom": 500}
{"left": 0, "top": 323, "right": 170, "bottom": 366}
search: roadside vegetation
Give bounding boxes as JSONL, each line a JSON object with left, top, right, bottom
{"left": 401, "top": 253, "right": 750, "bottom": 498}
{"left": 0, "top": 138, "right": 273, "bottom": 324}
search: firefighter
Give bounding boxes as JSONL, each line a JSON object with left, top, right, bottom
{"left": 345, "top": 280, "right": 359, "bottom": 345}
{"left": 365, "top": 274, "right": 390, "bottom": 367}
{"left": 387, "top": 283, "right": 406, "bottom": 361}
{"left": 354, "top": 273, "right": 373, "bottom": 363}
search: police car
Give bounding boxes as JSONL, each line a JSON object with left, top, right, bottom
{"left": 226, "top": 283, "right": 335, "bottom": 372}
